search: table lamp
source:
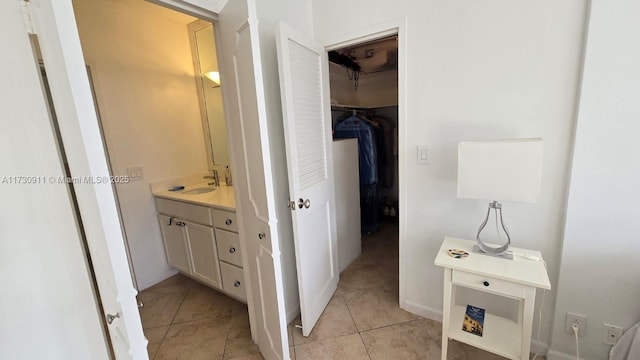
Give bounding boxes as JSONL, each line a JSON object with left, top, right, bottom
{"left": 457, "top": 138, "right": 544, "bottom": 259}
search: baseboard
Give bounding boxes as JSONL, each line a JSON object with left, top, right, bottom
{"left": 530, "top": 340, "right": 549, "bottom": 357}
{"left": 546, "top": 349, "right": 579, "bottom": 360}
{"left": 286, "top": 304, "right": 300, "bottom": 324}
{"left": 138, "top": 268, "right": 178, "bottom": 291}
{"left": 402, "top": 300, "right": 443, "bottom": 322}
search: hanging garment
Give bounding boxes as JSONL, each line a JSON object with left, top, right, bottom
{"left": 334, "top": 114, "right": 380, "bottom": 233}
{"left": 372, "top": 115, "right": 396, "bottom": 187}
{"left": 334, "top": 115, "right": 378, "bottom": 185}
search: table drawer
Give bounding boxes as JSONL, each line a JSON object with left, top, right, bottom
{"left": 216, "top": 229, "right": 243, "bottom": 267}
{"left": 452, "top": 270, "right": 525, "bottom": 299}
{"left": 212, "top": 209, "right": 238, "bottom": 232}
{"left": 220, "top": 262, "right": 246, "bottom": 301}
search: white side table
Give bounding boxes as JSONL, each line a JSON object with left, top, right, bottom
{"left": 434, "top": 237, "right": 551, "bottom": 360}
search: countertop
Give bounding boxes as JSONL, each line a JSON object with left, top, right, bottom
{"left": 152, "top": 182, "right": 236, "bottom": 211}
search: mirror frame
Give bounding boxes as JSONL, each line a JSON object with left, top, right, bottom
{"left": 188, "top": 19, "right": 225, "bottom": 169}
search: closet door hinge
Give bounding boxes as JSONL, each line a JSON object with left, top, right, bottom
{"left": 21, "top": 0, "right": 36, "bottom": 35}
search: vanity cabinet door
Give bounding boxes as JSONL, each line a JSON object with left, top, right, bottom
{"left": 185, "top": 221, "right": 222, "bottom": 288}
{"left": 158, "top": 215, "right": 191, "bottom": 274}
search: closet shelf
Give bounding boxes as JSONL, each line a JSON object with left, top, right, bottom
{"left": 331, "top": 104, "right": 398, "bottom": 110}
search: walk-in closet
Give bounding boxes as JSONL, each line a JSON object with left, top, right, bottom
{"left": 328, "top": 35, "right": 400, "bottom": 274}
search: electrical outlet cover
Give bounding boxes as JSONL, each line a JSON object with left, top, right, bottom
{"left": 565, "top": 312, "right": 587, "bottom": 336}
{"left": 603, "top": 324, "right": 623, "bottom": 345}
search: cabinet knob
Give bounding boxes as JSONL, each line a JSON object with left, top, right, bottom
{"left": 234, "top": 281, "right": 241, "bottom": 287}
{"left": 229, "top": 247, "right": 236, "bottom": 254}
{"left": 225, "top": 219, "right": 232, "bottom": 225}
{"left": 176, "top": 221, "right": 186, "bottom": 227}
{"left": 483, "top": 281, "right": 490, "bottom": 287}
{"left": 258, "top": 232, "right": 266, "bottom": 239}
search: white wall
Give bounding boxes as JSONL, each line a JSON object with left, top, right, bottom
{"left": 329, "top": 62, "right": 398, "bottom": 107}
{"left": 312, "top": 0, "right": 587, "bottom": 348}
{"left": 549, "top": 1, "right": 640, "bottom": 358}
{"left": 254, "top": 0, "right": 315, "bottom": 322}
{"left": 72, "top": 0, "right": 209, "bottom": 289}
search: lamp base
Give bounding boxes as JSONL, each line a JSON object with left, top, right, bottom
{"left": 472, "top": 245, "right": 513, "bottom": 260}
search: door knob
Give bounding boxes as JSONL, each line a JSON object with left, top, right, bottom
{"left": 298, "top": 198, "right": 311, "bottom": 209}
{"left": 287, "top": 197, "right": 296, "bottom": 210}
{"left": 106, "top": 312, "right": 120, "bottom": 325}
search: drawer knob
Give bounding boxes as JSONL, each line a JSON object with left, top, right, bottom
{"left": 225, "top": 219, "right": 233, "bottom": 225}
{"left": 483, "top": 281, "right": 490, "bottom": 287}
{"left": 229, "top": 247, "right": 236, "bottom": 254}
{"left": 234, "top": 280, "right": 241, "bottom": 287}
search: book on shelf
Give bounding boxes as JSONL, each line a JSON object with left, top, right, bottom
{"left": 462, "top": 305, "right": 485, "bottom": 337}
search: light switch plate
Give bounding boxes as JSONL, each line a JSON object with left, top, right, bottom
{"left": 417, "top": 145, "right": 430, "bottom": 164}
{"left": 126, "top": 166, "right": 144, "bottom": 181}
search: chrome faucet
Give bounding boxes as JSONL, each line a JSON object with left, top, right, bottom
{"left": 204, "top": 170, "right": 219, "bottom": 187}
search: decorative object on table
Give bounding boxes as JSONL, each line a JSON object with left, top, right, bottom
{"left": 457, "top": 138, "right": 544, "bottom": 259}
{"left": 447, "top": 249, "right": 469, "bottom": 259}
{"left": 462, "top": 305, "right": 485, "bottom": 337}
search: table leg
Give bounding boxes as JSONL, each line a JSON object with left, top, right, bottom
{"left": 442, "top": 269, "right": 452, "bottom": 360}
{"left": 521, "top": 287, "right": 536, "bottom": 360}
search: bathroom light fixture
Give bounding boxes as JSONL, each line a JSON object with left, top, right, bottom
{"left": 204, "top": 71, "right": 221, "bottom": 87}
{"left": 457, "top": 138, "right": 544, "bottom": 259}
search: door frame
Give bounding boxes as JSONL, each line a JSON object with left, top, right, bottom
{"left": 323, "top": 18, "right": 409, "bottom": 309}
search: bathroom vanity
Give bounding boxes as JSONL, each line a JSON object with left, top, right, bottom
{"left": 153, "top": 184, "right": 246, "bottom": 302}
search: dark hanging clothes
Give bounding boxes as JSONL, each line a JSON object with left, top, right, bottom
{"left": 372, "top": 115, "right": 395, "bottom": 188}
{"left": 334, "top": 115, "right": 378, "bottom": 186}
{"left": 334, "top": 114, "right": 382, "bottom": 234}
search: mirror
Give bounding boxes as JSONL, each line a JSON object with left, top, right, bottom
{"left": 189, "top": 20, "right": 230, "bottom": 167}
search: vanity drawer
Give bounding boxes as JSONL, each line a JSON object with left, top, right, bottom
{"left": 216, "top": 229, "right": 243, "bottom": 267}
{"left": 452, "top": 270, "right": 525, "bottom": 299}
{"left": 212, "top": 209, "right": 238, "bottom": 232}
{"left": 155, "top": 198, "right": 212, "bottom": 226}
{"left": 220, "top": 262, "right": 246, "bottom": 301}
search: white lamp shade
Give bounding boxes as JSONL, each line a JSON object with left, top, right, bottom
{"left": 457, "top": 138, "right": 544, "bottom": 204}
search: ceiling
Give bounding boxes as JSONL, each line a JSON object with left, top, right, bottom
{"left": 332, "top": 36, "right": 398, "bottom": 74}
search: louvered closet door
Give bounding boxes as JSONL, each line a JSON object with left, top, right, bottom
{"left": 276, "top": 22, "right": 338, "bottom": 337}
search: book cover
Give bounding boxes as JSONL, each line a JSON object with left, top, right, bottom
{"left": 462, "top": 305, "right": 485, "bottom": 337}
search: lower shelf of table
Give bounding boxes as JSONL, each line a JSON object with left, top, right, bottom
{"left": 448, "top": 305, "right": 522, "bottom": 359}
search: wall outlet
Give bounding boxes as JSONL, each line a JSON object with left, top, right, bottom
{"left": 565, "top": 312, "right": 587, "bottom": 336}
{"left": 603, "top": 324, "right": 623, "bottom": 345}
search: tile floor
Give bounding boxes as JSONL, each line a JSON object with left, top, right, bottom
{"left": 139, "top": 220, "right": 544, "bottom": 359}
{"left": 138, "top": 274, "right": 261, "bottom": 360}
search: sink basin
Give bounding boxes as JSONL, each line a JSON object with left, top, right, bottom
{"left": 182, "top": 187, "right": 216, "bottom": 195}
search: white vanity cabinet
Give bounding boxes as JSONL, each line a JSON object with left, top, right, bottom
{"left": 156, "top": 198, "right": 222, "bottom": 289}
{"left": 211, "top": 209, "right": 246, "bottom": 301}
{"left": 155, "top": 197, "right": 246, "bottom": 302}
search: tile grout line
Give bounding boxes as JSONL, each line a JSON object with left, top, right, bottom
{"left": 154, "top": 287, "right": 191, "bottom": 359}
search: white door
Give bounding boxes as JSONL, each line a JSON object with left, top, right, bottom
{"left": 215, "top": 1, "right": 291, "bottom": 358}
{"left": 26, "top": 0, "right": 148, "bottom": 358}
{"left": 276, "top": 22, "right": 339, "bottom": 337}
